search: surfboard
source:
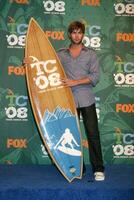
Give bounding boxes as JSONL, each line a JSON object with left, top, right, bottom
{"left": 25, "top": 18, "right": 83, "bottom": 182}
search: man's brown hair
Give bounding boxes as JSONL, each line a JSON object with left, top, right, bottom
{"left": 68, "top": 21, "right": 85, "bottom": 34}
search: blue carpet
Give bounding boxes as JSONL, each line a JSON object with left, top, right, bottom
{"left": 0, "top": 165, "right": 134, "bottom": 200}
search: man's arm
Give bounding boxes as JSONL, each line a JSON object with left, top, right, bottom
{"left": 87, "top": 50, "right": 100, "bottom": 87}
{"left": 61, "top": 77, "right": 91, "bottom": 87}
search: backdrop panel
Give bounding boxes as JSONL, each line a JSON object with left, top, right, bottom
{"left": 0, "top": 0, "right": 133, "bottom": 165}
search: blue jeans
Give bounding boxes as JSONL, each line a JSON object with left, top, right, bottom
{"left": 77, "top": 104, "right": 104, "bottom": 173}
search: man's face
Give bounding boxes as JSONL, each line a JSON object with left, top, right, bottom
{"left": 69, "top": 28, "right": 84, "bottom": 45}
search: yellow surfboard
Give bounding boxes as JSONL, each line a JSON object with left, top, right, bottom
{"left": 25, "top": 18, "right": 83, "bottom": 182}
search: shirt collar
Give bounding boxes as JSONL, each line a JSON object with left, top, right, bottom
{"left": 66, "top": 44, "right": 88, "bottom": 52}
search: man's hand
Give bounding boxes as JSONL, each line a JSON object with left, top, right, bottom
{"left": 22, "top": 57, "right": 31, "bottom": 66}
{"left": 61, "top": 78, "right": 79, "bottom": 87}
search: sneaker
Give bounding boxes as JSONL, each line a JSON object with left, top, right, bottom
{"left": 94, "top": 172, "right": 105, "bottom": 181}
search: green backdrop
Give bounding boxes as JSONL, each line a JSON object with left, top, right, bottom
{"left": 0, "top": 0, "right": 134, "bottom": 165}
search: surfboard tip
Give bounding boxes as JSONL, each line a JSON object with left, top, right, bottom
{"left": 29, "top": 17, "right": 35, "bottom": 24}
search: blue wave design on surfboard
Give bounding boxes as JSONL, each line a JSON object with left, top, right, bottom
{"left": 40, "top": 106, "right": 82, "bottom": 180}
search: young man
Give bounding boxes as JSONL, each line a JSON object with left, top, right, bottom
{"left": 58, "top": 21, "right": 105, "bottom": 181}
